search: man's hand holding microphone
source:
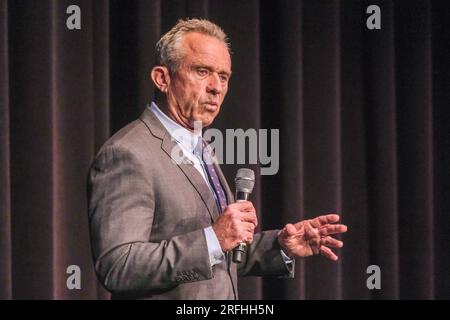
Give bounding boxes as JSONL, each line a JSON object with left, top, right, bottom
{"left": 212, "top": 201, "right": 257, "bottom": 253}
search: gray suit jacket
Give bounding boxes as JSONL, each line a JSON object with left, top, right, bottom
{"left": 87, "top": 108, "right": 293, "bottom": 299}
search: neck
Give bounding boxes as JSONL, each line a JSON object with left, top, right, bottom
{"left": 155, "top": 99, "right": 201, "bottom": 135}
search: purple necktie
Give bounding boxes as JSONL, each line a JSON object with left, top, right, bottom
{"left": 195, "top": 138, "right": 228, "bottom": 212}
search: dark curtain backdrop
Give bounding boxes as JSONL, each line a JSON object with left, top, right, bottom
{"left": 1, "top": 0, "right": 449, "bottom": 299}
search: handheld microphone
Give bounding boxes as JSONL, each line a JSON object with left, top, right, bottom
{"left": 232, "top": 168, "right": 255, "bottom": 263}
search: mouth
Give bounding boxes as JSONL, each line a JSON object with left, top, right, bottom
{"left": 204, "top": 102, "right": 218, "bottom": 112}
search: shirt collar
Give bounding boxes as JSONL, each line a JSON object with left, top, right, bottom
{"left": 149, "top": 101, "right": 202, "bottom": 154}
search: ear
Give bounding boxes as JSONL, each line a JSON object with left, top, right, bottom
{"left": 151, "top": 66, "right": 171, "bottom": 93}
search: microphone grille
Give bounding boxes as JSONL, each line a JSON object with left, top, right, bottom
{"left": 235, "top": 168, "right": 255, "bottom": 193}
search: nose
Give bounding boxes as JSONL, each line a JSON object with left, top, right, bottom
{"left": 206, "top": 73, "right": 222, "bottom": 95}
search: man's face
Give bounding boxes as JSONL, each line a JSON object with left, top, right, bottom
{"left": 166, "top": 32, "right": 232, "bottom": 129}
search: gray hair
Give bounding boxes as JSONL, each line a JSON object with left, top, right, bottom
{"left": 155, "top": 18, "right": 231, "bottom": 73}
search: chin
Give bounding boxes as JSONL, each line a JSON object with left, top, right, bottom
{"left": 194, "top": 114, "right": 216, "bottom": 128}
{"left": 201, "top": 119, "right": 214, "bottom": 127}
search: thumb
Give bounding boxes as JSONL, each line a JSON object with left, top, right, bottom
{"left": 285, "top": 223, "right": 297, "bottom": 236}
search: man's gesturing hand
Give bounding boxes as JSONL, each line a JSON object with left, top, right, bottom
{"left": 278, "top": 214, "right": 348, "bottom": 261}
{"left": 212, "top": 201, "right": 258, "bottom": 252}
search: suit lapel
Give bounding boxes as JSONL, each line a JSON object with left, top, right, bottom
{"left": 140, "top": 108, "right": 220, "bottom": 222}
{"left": 161, "top": 135, "right": 220, "bottom": 222}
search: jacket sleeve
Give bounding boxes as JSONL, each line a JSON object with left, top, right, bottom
{"left": 87, "top": 145, "right": 213, "bottom": 295}
{"left": 237, "top": 230, "right": 295, "bottom": 278}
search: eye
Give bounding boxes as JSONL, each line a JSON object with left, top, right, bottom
{"left": 219, "top": 74, "right": 229, "bottom": 83}
{"left": 196, "top": 68, "right": 209, "bottom": 77}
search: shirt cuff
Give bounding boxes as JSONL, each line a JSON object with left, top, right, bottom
{"left": 204, "top": 227, "right": 226, "bottom": 266}
{"left": 280, "top": 249, "right": 295, "bottom": 277}
{"left": 280, "top": 249, "right": 294, "bottom": 263}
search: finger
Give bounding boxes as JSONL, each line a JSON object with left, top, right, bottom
{"left": 293, "top": 214, "right": 339, "bottom": 229}
{"left": 238, "top": 211, "right": 258, "bottom": 227}
{"left": 241, "top": 222, "right": 256, "bottom": 233}
{"left": 234, "top": 201, "right": 255, "bottom": 212}
{"left": 319, "top": 224, "right": 348, "bottom": 236}
{"left": 242, "top": 231, "right": 254, "bottom": 244}
{"left": 304, "top": 223, "right": 320, "bottom": 253}
{"left": 304, "top": 221, "right": 320, "bottom": 238}
{"left": 321, "top": 236, "right": 343, "bottom": 248}
{"left": 309, "top": 214, "right": 340, "bottom": 228}
{"left": 319, "top": 246, "right": 338, "bottom": 261}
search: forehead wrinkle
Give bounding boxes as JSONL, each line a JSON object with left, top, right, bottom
{"left": 181, "top": 33, "right": 231, "bottom": 73}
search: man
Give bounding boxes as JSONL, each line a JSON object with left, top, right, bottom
{"left": 87, "top": 18, "right": 347, "bottom": 300}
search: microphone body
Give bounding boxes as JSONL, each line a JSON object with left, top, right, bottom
{"left": 232, "top": 169, "right": 255, "bottom": 263}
